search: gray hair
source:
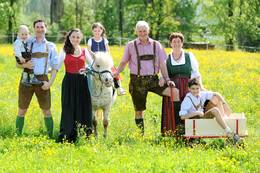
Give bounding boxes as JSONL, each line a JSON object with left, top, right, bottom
{"left": 135, "top": 21, "right": 150, "bottom": 31}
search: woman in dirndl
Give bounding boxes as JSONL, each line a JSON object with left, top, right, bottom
{"left": 57, "top": 29, "right": 93, "bottom": 143}
{"left": 161, "top": 32, "right": 204, "bottom": 136}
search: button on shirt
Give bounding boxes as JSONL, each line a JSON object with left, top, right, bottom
{"left": 179, "top": 91, "right": 214, "bottom": 116}
{"left": 30, "top": 38, "right": 59, "bottom": 75}
{"left": 121, "top": 38, "right": 167, "bottom": 76}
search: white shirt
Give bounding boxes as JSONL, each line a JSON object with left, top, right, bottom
{"left": 179, "top": 91, "right": 214, "bottom": 116}
{"left": 170, "top": 49, "right": 200, "bottom": 79}
{"left": 87, "top": 37, "right": 109, "bottom": 48}
{"left": 57, "top": 48, "right": 93, "bottom": 70}
{"left": 13, "top": 37, "right": 30, "bottom": 57}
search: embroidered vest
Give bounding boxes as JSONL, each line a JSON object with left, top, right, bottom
{"left": 166, "top": 52, "right": 192, "bottom": 78}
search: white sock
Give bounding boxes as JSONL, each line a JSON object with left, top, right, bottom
{"left": 225, "top": 126, "right": 232, "bottom": 134}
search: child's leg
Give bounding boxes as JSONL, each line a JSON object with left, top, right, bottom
{"left": 210, "top": 96, "right": 225, "bottom": 116}
{"left": 211, "top": 94, "right": 231, "bottom": 116}
{"left": 222, "top": 103, "right": 232, "bottom": 116}
{"left": 111, "top": 66, "right": 125, "bottom": 95}
{"left": 114, "top": 78, "right": 120, "bottom": 88}
{"left": 116, "top": 79, "right": 126, "bottom": 96}
{"left": 206, "top": 107, "right": 241, "bottom": 144}
{"left": 205, "top": 108, "right": 230, "bottom": 132}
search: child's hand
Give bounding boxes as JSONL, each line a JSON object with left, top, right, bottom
{"left": 19, "top": 57, "right": 26, "bottom": 63}
{"left": 113, "top": 71, "right": 119, "bottom": 78}
{"left": 197, "top": 111, "right": 204, "bottom": 117}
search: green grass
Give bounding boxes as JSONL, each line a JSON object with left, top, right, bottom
{"left": 0, "top": 45, "right": 259, "bottom": 172}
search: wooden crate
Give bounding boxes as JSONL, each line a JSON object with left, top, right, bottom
{"left": 184, "top": 113, "right": 248, "bottom": 138}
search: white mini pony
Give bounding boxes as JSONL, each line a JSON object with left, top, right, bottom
{"left": 81, "top": 52, "right": 116, "bottom": 138}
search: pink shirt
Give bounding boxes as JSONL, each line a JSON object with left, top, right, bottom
{"left": 122, "top": 38, "right": 167, "bottom": 76}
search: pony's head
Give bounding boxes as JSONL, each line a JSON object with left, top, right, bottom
{"left": 92, "top": 52, "right": 114, "bottom": 87}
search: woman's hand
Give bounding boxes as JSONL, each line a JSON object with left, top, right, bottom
{"left": 167, "top": 80, "right": 175, "bottom": 87}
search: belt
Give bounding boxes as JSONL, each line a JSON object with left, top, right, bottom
{"left": 35, "top": 74, "right": 48, "bottom": 77}
{"left": 130, "top": 74, "right": 158, "bottom": 79}
{"left": 31, "top": 52, "right": 48, "bottom": 58}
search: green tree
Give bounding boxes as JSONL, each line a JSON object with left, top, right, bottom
{"left": 174, "top": 0, "right": 199, "bottom": 41}
{"left": 200, "top": 0, "right": 259, "bottom": 51}
{"left": 59, "top": 0, "right": 94, "bottom": 36}
{"left": 50, "top": 0, "right": 64, "bottom": 24}
{"left": 0, "top": 1, "right": 9, "bottom": 33}
{"left": 236, "top": 0, "right": 260, "bottom": 51}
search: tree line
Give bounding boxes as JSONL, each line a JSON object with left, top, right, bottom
{"left": 0, "top": 0, "right": 259, "bottom": 50}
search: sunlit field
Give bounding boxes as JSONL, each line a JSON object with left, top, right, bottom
{"left": 0, "top": 44, "right": 259, "bottom": 172}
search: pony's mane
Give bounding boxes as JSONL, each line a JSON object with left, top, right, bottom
{"left": 94, "top": 52, "right": 114, "bottom": 70}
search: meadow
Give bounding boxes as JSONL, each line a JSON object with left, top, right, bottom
{"left": 0, "top": 44, "right": 259, "bottom": 172}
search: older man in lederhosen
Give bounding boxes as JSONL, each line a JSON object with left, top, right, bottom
{"left": 15, "top": 19, "right": 59, "bottom": 137}
{"left": 114, "top": 21, "right": 178, "bottom": 135}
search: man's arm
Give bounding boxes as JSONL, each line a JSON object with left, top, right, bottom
{"left": 16, "top": 60, "right": 33, "bottom": 69}
{"left": 114, "top": 60, "right": 128, "bottom": 77}
{"left": 41, "top": 68, "right": 57, "bottom": 91}
{"left": 42, "top": 43, "right": 58, "bottom": 90}
{"left": 114, "top": 44, "right": 130, "bottom": 77}
{"left": 160, "top": 60, "right": 175, "bottom": 87}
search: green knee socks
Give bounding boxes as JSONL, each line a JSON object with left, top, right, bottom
{"left": 16, "top": 116, "right": 53, "bottom": 137}
{"left": 44, "top": 116, "right": 53, "bottom": 138}
{"left": 16, "top": 116, "right": 24, "bottom": 135}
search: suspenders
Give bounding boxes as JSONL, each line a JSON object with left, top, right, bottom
{"left": 30, "top": 42, "right": 49, "bottom": 74}
{"left": 187, "top": 96, "right": 202, "bottom": 111}
{"left": 134, "top": 40, "right": 156, "bottom": 76}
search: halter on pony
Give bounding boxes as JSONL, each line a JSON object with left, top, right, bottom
{"left": 79, "top": 55, "right": 114, "bottom": 97}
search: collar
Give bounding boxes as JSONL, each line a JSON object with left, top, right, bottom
{"left": 170, "top": 49, "right": 185, "bottom": 65}
{"left": 92, "top": 37, "right": 103, "bottom": 42}
{"left": 32, "top": 37, "right": 47, "bottom": 44}
{"left": 136, "top": 37, "right": 153, "bottom": 45}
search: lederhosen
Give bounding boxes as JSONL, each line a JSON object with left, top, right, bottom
{"left": 161, "top": 52, "right": 192, "bottom": 135}
{"left": 18, "top": 43, "right": 50, "bottom": 109}
{"left": 129, "top": 40, "right": 166, "bottom": 111}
